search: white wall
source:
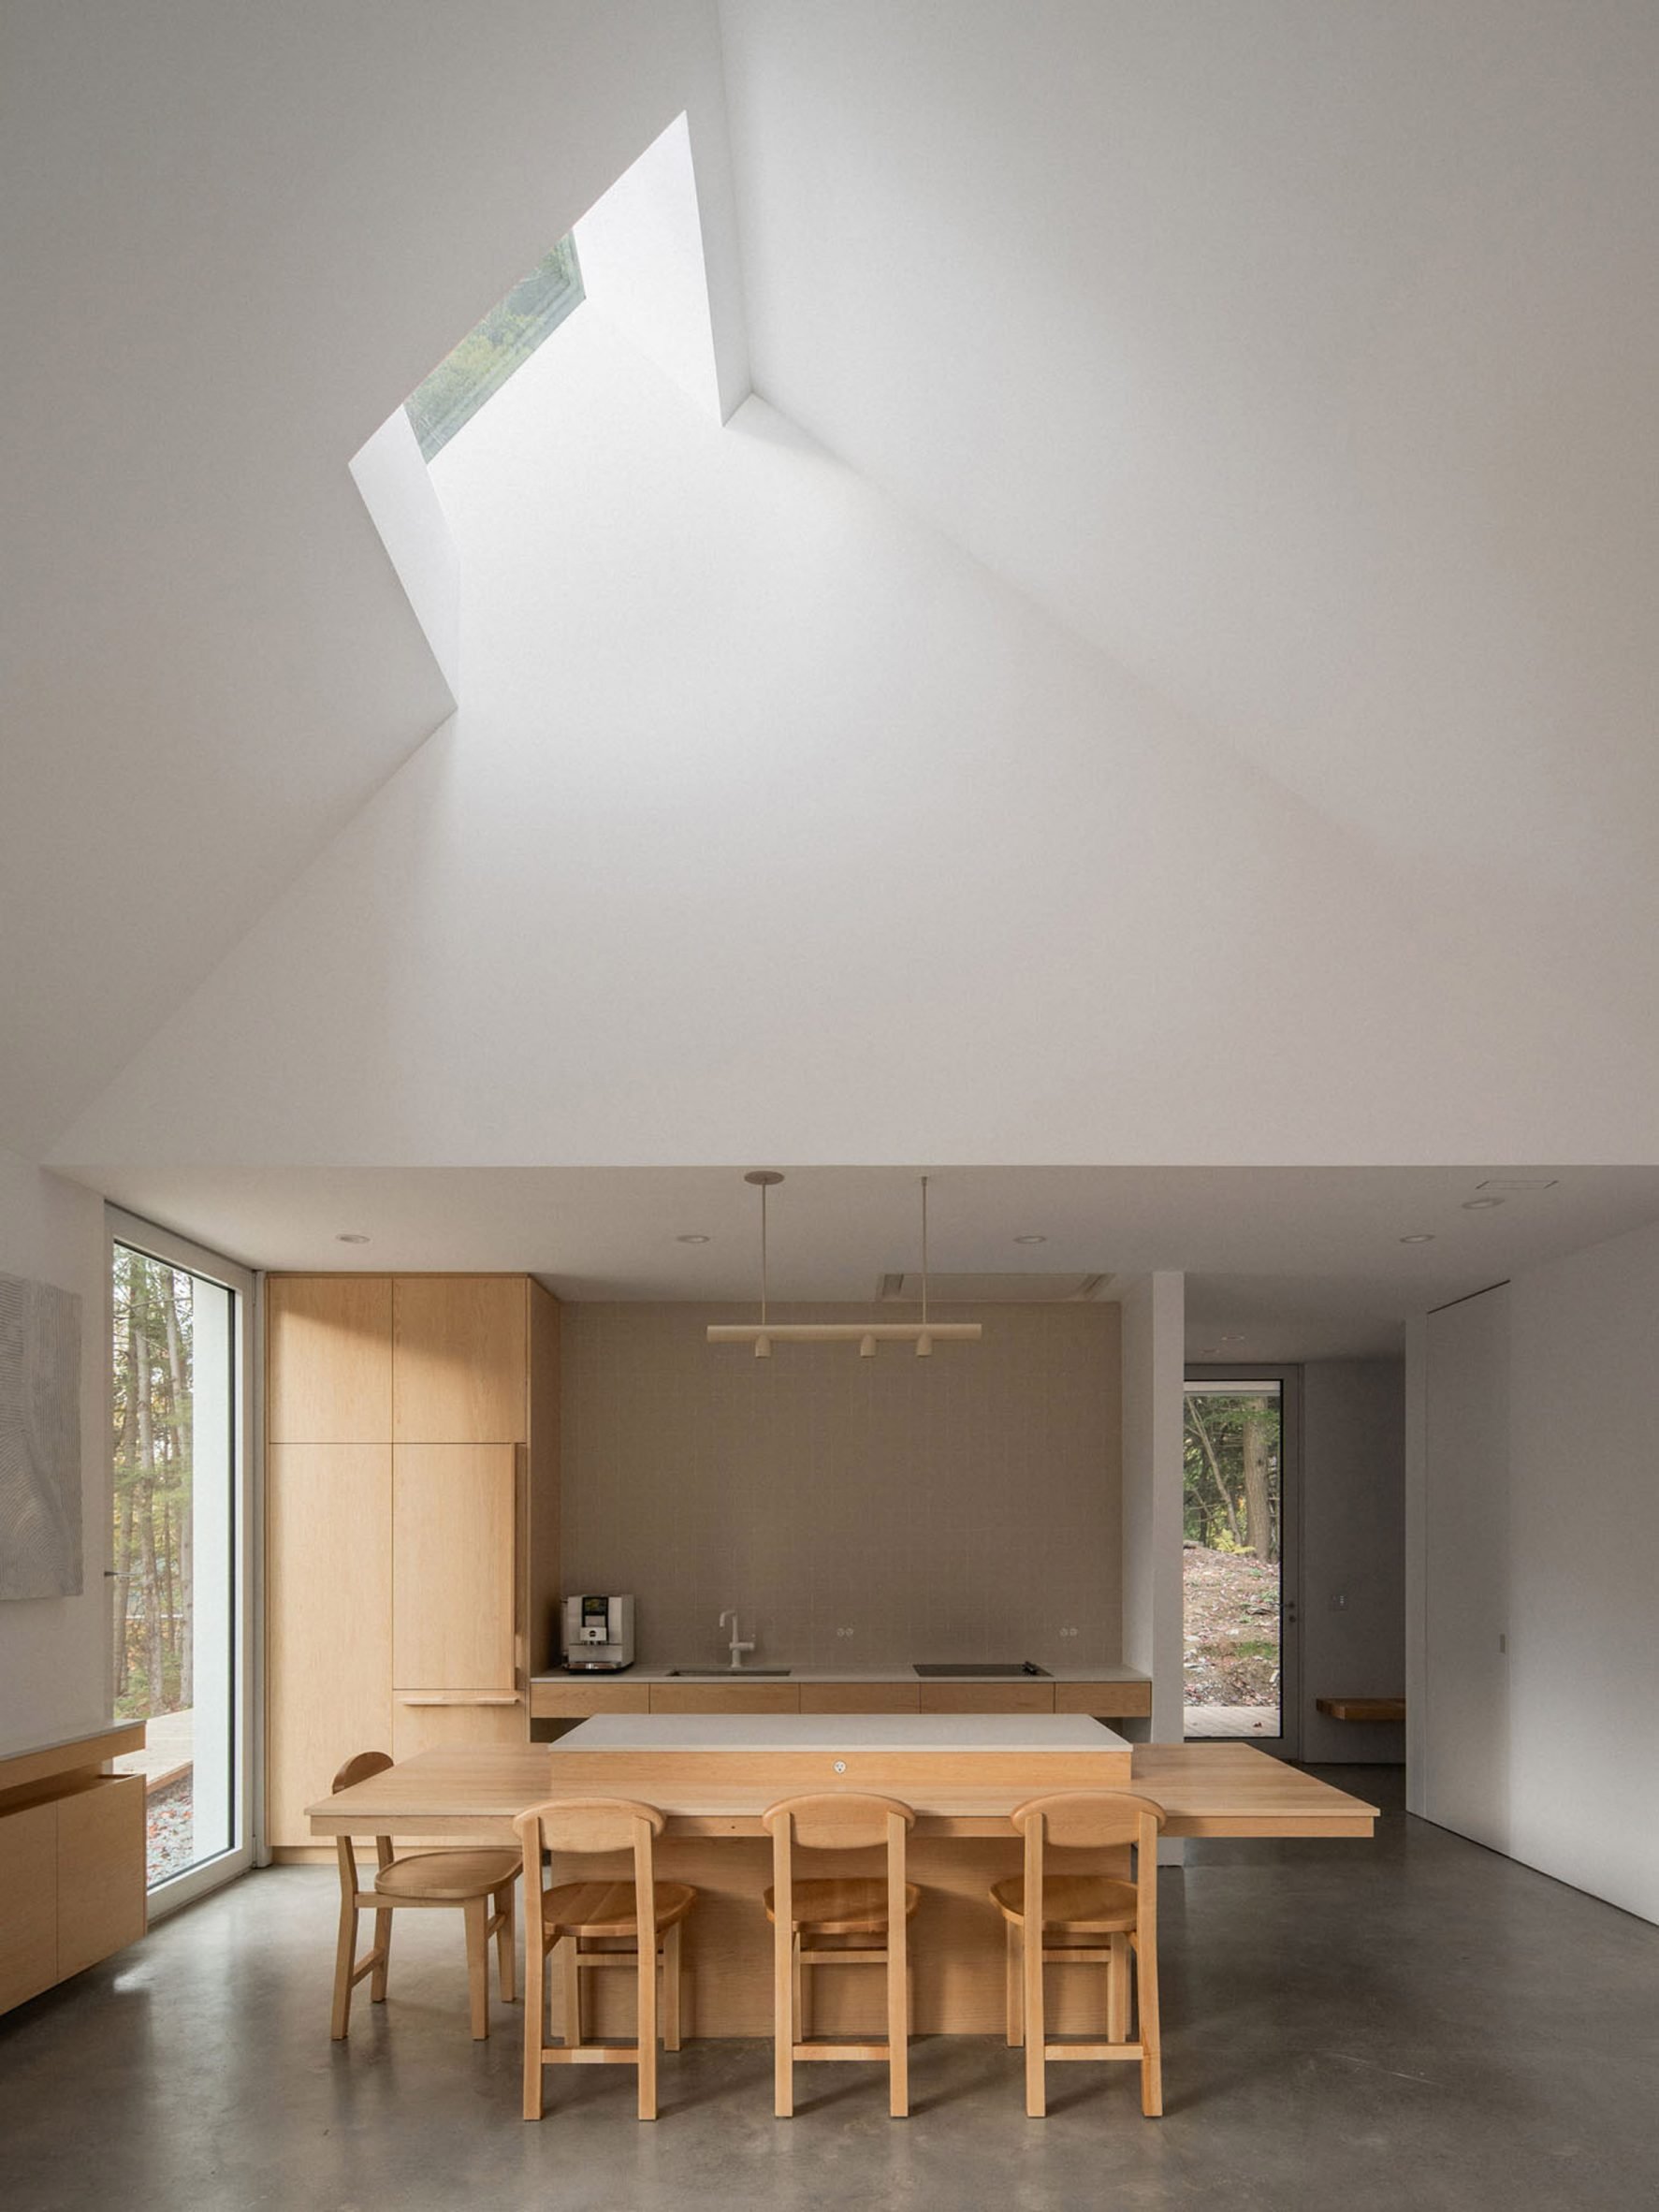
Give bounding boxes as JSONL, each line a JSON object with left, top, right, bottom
{"left": 0, "top": 1151, "right": 109, "bottom": 1756}
{"left": 1410, "top": 1225, "right": 1659, "bottom": 1924}
{"left": 53, "top": 304, "right": 1514, "bottom": 1177}
{"left": 1299, "top": 1359, "right": 1405, "bottom": 1764}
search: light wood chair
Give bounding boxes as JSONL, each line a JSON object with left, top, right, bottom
{"left": 992, "top": 1789, "right": 1166, "bottom": 2118}
{"left": 762, "top": 1793, "right": 919, "bottom": 2119}
{"left": 516, "top": 1796, "right": 695, "bottom": 2122}
{"left": 328, "top": 1750, "right": 518, "bottom": 2043}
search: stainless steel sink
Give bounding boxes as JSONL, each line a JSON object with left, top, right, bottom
{"left": 663, "top": 1667, "right": 793, "bottom": 1678}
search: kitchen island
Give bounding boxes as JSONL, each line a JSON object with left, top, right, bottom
{"left": 310, "top": 1715, "right": 1376, "bottom": 2039}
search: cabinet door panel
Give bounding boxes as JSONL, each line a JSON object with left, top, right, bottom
{"left": 529, "top": 1681, "right": 650, "bottom": 1718}
{"left": 0, "top": 1801, "right": 57, "bottom": 2013}
{"left": 917, "top": 1681, "right": 1054, "bottom": 1714}
{"left": 1055, "top": 1681, "right": 1153, "bottom": 1719}
{"left": 267, "top": 1445, "right": 393, "bottom": 1845}
{"left": 392, "top": 1445, "right": 517, "bottom": 1692}
{"left": 267, "top": 1277, "right": 391, "bottom": 1443}
{"left": 648, "top": 1683, "right": 799, "bottom": 1714}
{"left": 393, "top": 1278, "right": 526, "bottom": 1443}
{"left": 57, "top": 1776, "right": 145, "bottom": 1978}
{"left": 798, "top": 1683, "right": 920, "bottom": 1713}
{"left": 391, "top": 1699, "right": 526, "bottom": 1760}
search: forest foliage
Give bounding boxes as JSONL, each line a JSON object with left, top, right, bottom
{"left": 111, "top": 1247, "right": 196, "bottom": 1721}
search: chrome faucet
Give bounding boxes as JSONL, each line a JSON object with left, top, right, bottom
{"left": 720, "top": 1609, "right": 755, "bottom": 1670}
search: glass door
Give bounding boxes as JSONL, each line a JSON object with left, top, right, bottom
{"left": 1183, "top": 1368, "right": 1301, "bottom": 1756}
{"left": 109, "top": 1211, "right": 254, "bottom": 1911}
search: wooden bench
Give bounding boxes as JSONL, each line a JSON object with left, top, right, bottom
{"left": 1316, "top": 1698, "right": 1405, "bottom": 1724}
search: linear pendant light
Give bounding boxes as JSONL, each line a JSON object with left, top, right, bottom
{"left": 706, "top": 1172, "right": 982, "bottom": 1359}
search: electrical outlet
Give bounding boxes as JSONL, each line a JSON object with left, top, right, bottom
{"left": 1058, "top": 1626, "right": 1079, "bottom": 1638}
{"left": 1330, "top": 1593, "right": 1347, "bottom": 1611}
{"left": 836, "top": 1626, "right": 855, "bottom": 1638}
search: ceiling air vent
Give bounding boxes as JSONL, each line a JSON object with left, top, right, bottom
{"left": 876, "top": 1273, "right": 1113, "bottom": 1304}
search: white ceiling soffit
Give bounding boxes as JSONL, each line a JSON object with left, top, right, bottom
{"left": 878, "top": 1272, "right": 1111, "bottom": 1303}
{"left": 68, "top": 1166, "right": 1659, "bottom": 1346}
{"left": 0, "top": 3, "right": 742, "bottom": 1159}
{"left": 719, "top": 3, "right": 1659, "bottom": 883}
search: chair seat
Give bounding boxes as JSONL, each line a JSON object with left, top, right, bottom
{"left": 541, "top": 1878, "right": 697, "bottom": 1939}
{"left": 764, "top": 1877, "right": 922, "bottom": 1934}
{"left": 990, "top": 1873, "right": 1139, "bottom": 1934}
{"left": 372, "top": 1846, "right": 521, "bottom": 1902}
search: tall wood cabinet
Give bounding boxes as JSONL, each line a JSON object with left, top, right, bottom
{"left": 265, "top": 1274, "right": 560, "bottom": 1851}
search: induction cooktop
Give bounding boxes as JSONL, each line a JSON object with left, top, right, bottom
{"left": 912, "top": 1662, "right": 1051, "bottom": 1678}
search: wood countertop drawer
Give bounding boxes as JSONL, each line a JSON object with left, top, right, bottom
{"left": 530, "top": 1681, "right": 651, "bottom": 1718}
{"left": 648, "top": 1683, "right": 800, "bottom": 1715}
{"left": 1055, "top": 1681, "right": 1154, "bottom": 1718}
{"left": 798, "top": 1682, "right": 921, "bottom": 1713}
{"left": 917, "top": 1681, "right": 1055, "bottom": 1714}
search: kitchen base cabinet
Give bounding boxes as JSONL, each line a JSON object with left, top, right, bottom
{"left": 0, "top": 1732, "right": 147, "bottom": 2016}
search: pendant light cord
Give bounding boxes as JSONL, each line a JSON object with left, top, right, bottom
{"left": 761, "top": 1178, "right": 769, "bottom": 1328}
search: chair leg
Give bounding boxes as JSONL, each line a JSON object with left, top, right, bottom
{"left": 1107, "top": 1932, "right": 1129, "bottom": 2044}
{"left": 774, "top": 1918, "right": 794, "bottom": 2118}
{"left": 792, "top": 1932, "right": 803, "bottom": 2045}
{"left": 463, "top": 1898, "right": 490, "bottom": 2041}
{"left": 369, "top": 1908, "right": 392, "bottom": 2003}
{"left": 560, "top": 1936, "right": 581, "bottom": 2047}
{"left": 662, "top": 1919, "right": 683, "bottom": 2053}
{"left": 522, "top": 1927, "right": 546, "bottom": 2122}
{"left": 1136, "top": 1936, "right": 1162, "bottom": 2117}
{"left": 887, "top": 1922, "right": 910, "bottom": 2119}
{"left": 1005, "top": 1919, "right": 1024, "bottom": 2047}
{"left": 330, "top": 1899, "right": 357, "bottom": 2041}
{"left": 636, "top": 1923, "right": 659, "bottom": 2121}
{"left": 495, "top": 1884, "right": 517, "bottom": 2003}
{"left": 1023, "top": 1914, "right": 1046, "bottom": 2118}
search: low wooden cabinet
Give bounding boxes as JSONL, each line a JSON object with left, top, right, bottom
{"left": 531, "top": 1677, "right": 1153, "bottom": 1721}
{"left": 0, "top": 1730, "right": 146, "bottom": 2016}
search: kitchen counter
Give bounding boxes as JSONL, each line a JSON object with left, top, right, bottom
{"left": 553, "top": 1712, "right": 1131, "bottom": 1753}
{"left": 531, "top": 1663, "right": 1150, "bottom": 1684}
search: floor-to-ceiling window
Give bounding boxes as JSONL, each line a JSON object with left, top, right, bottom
{"left": 109, "top": 1213, "right": 254, "bottom": 1909}
{"left": 1183, "top": 1370, "right": 1300, "bottom": 1754}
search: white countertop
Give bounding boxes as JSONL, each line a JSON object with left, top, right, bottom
{"left": 532, "top": 1664, "right": 1150, "bottom": 1685}
{"left": 552, "top": 1713, "right": 1132, "bottom": 1754}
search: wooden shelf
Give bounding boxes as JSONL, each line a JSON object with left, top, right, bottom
{"left": 1316, "top": 1697, "right": 1405, "bottom": 1724}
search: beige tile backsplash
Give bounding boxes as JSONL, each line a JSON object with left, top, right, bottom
{"left": 560, "top": 1302, "right": 1122, "bottom": 1670}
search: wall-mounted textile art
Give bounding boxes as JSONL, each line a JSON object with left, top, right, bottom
{"left": 0, "top": 1271, "right": 82, "bottom": 1600}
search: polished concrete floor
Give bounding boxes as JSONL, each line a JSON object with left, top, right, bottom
{"left": 4, "top": 1768, "right": 1655, "bottom": 2212}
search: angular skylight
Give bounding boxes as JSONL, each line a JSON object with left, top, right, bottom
{"left": 405, "top": 237, "right": 584, "bottom": 461}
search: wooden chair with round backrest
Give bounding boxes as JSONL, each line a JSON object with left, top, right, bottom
{"left": 761, "top": 1793, "right": 920, "bottom": 2119}
{"left": 515, "top": 1796, "right": 695, "bottom": 2122}
{"left": 993, "top": 1789, "right": 1166, "bottom": 2118}
{"left": 328, "top": 1750, "right": 519, "bottom": 2043}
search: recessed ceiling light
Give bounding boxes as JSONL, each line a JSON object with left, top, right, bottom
{"left": 1013, "top": 1233, "right": 1047, "bottom": 1245}
{"left": 1399, "top": 1234, "right": 1434, "bottom": 1244}
{"left": 676, "top": 1233, "right": 711, "bottom": 1244}
{"left": 335, "top": 1232, "right": 371, "bottom": 1244}
{"left": 1462, "top": 1198, "right": 1505, "bottom": 1211}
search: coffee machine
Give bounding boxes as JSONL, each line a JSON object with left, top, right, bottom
{"left": 561, "top": 1594, "right": 635, "bottom": 1671}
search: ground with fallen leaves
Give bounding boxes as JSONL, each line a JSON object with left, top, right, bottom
{"left": 1183, "top": 1543, "right": 1280, "bottom": 1706}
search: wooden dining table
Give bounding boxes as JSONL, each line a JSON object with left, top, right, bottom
{"left": 308, "top": 1732, "right": 1376, "bottom": 2039}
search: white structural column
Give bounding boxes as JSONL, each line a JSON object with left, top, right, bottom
{"left": 1119, "top": 1272, "right": 1186, "bottom": 1859}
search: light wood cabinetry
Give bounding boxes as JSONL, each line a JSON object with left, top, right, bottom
{"left": 393, "top": 1276, "right": 526, "bottom": 1444}
{"left": 265, "top": 1276, "right": 560, "bottom": 1849}
{"left": 1055, "top": 1681, "right": 1153, "bottom": 1720}
{"left": 392, "top": 1445, "right": 517, "bottom": 1693}
{"left": 267, "top": 1445, "right": 393, "bottom": 1848}
{"left": 0, "top": 1800, "right": 57, "bottom": 2012}
{"left": 918, "top": 1681, "right": 1055, "bottom": 1714}
{"left": 0, "top": 1730, "right": 147, "bottom": 2016}
{"left": 799, "top": 1682, "right": 920, "bottom": 1713}
{"left": 530, "top": 1678, "right": 1151, "bottom": 1721}
{"left": 530, "top": 1680, "right": 651, "bottom": 1719}
{"left": 268, "top": 1275, "right": 391, "bottom": 1442}
{"left": 55, "top": 1775, "right": 146, "bottom": 1980}
{"left": 648, "top": 1682, "right": 800, "bottom": 1714}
